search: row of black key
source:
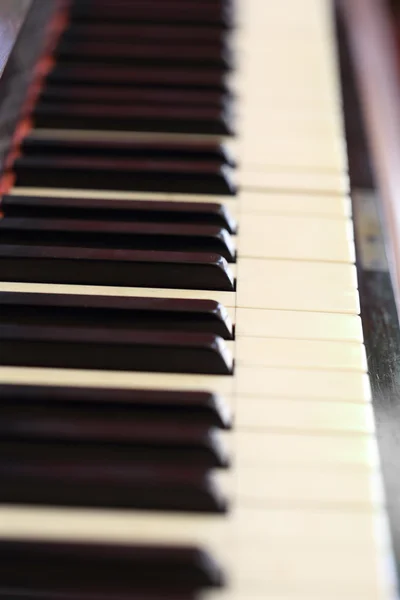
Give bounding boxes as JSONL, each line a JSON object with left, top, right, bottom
{"left": 12, "top": 138, "right": 235, "bottom": 193}
{"left": 0, "top": 194, "right": 236, "bottom": 287}
{"left": 0, "top": 291, "right": 233, "bottom": 372}
{"left": 28, "top": 2, "right": 235, "bottom": 136}
{"left": 1, "top": 381, "right": 231, "bottom": 509}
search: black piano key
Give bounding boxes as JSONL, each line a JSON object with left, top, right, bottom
{"left": 0, "top": 459, "right": 226, "bottom": 512}
{"left": 1, "top": 417, "right": 228, "bottom": 466}
{"left": 0, "top": 593, "right": 194, "bottom": 600}
{"left": 39, "top": 83, "right": 229, "bottom": 107}
{"left": 0, "top": 385, "right": 232, "bottom": 429}
{"left": 31, "top": 102, "right": 233, "bottom": 136}
{"left": 0, "top": 246, "right": 235, "bottom": 290}
{"left": 2, "top": 195, "right": 237, "bottom": 233}
{"left": 0, "top": 541, "right": 223, "bottom": 595}
{"left": 19, "top": 136, "right": 236, "bottom": 165}
{"left": 0, "top": 395, "right": 231, "bottom": 440}
{"left": 0, "top": 218, "right": 236, "bottom": 262}
{"left": 54, "top": 39, "right": 231, "bottom": 69}
{"left": 69, "top": 1, "right": 232, "bottom": 28}
{"left": 0, "top": 292, "right": 234, "bottom": 339}
{"left": 0, "top": 399, "right": 229, "bottom": 455}
{"left": 63, "top": 22, "right": 226, "bottom": 45}
{"left": 12, "top": 156, "right": 235, "bottom": 195}
{"left": 46, "top": 64, "right": 228, "bottom": 91}
{"left": 0, "top": 324, "right": 233, "bottom": 374}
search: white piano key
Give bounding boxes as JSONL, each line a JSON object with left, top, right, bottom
{"left": 221, "top": 466, "right": 383, "bottom": 507}
{"left": 0, "top": 504, "right": 388, "bottom": 550}
{"left": 235, "top": 337, "right": 367, "bottom": 371}
{"left": 235, "top": 308, "right": 364, "bottom": 342}
{"left": 237, "top": 0, "right": 337, "bottom": 27}
{"left": 237, "top": 258, "right": 360, "bottom": 313}
{"left": 237, "top": 191, "right": 351, "bottom": 218}
{"left": 236, "top": 397, "right": 375, "bottom": 432}
{"left": 233, "top": 77, "right": 341, "bottom": 107}
{"left": 239, "top": 139, "right": 346, "bottom": 172}
{"left": 239, "top": 96, "right": 342, "bottom": 120}
{"left": 0, "top": 364, "right": 371, "bottom": 403}
{"left": 0, "top": 366, "right": 235, "bottom": 397}
{"left": 238, "top": 113, "right": 343, "bottom": 141}
{"left": 238, "top": 214, "right": 355, "bottom": 261}
{"left": 233, "top": 430, "right": 379, "bottom": 468}
{"left": 236, "top": 366, "right": 371, "bottom": 401}
{"left": 234, "top": 83, "right": 340, "bottom": 114}
{"left": 239, "top": 168, "right": 349, "bottom": 194}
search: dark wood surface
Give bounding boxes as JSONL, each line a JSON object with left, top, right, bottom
{"left": 338, "top": 5, "right": 400, "bottom": 590}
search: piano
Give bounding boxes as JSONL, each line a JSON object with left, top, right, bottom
{"left": 0, "top": 0, "right": 398, "bottom": 598}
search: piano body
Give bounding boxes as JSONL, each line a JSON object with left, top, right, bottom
{"left": 0, "top": 0, "right": 398, "bottom": 598}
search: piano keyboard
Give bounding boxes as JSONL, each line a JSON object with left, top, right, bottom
{"left": 0, "top": 0, "right": 395, "bottom": 598}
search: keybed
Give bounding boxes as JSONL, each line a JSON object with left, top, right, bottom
{"left": 0, "top": 0, "right": 395, "bottom": 598}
